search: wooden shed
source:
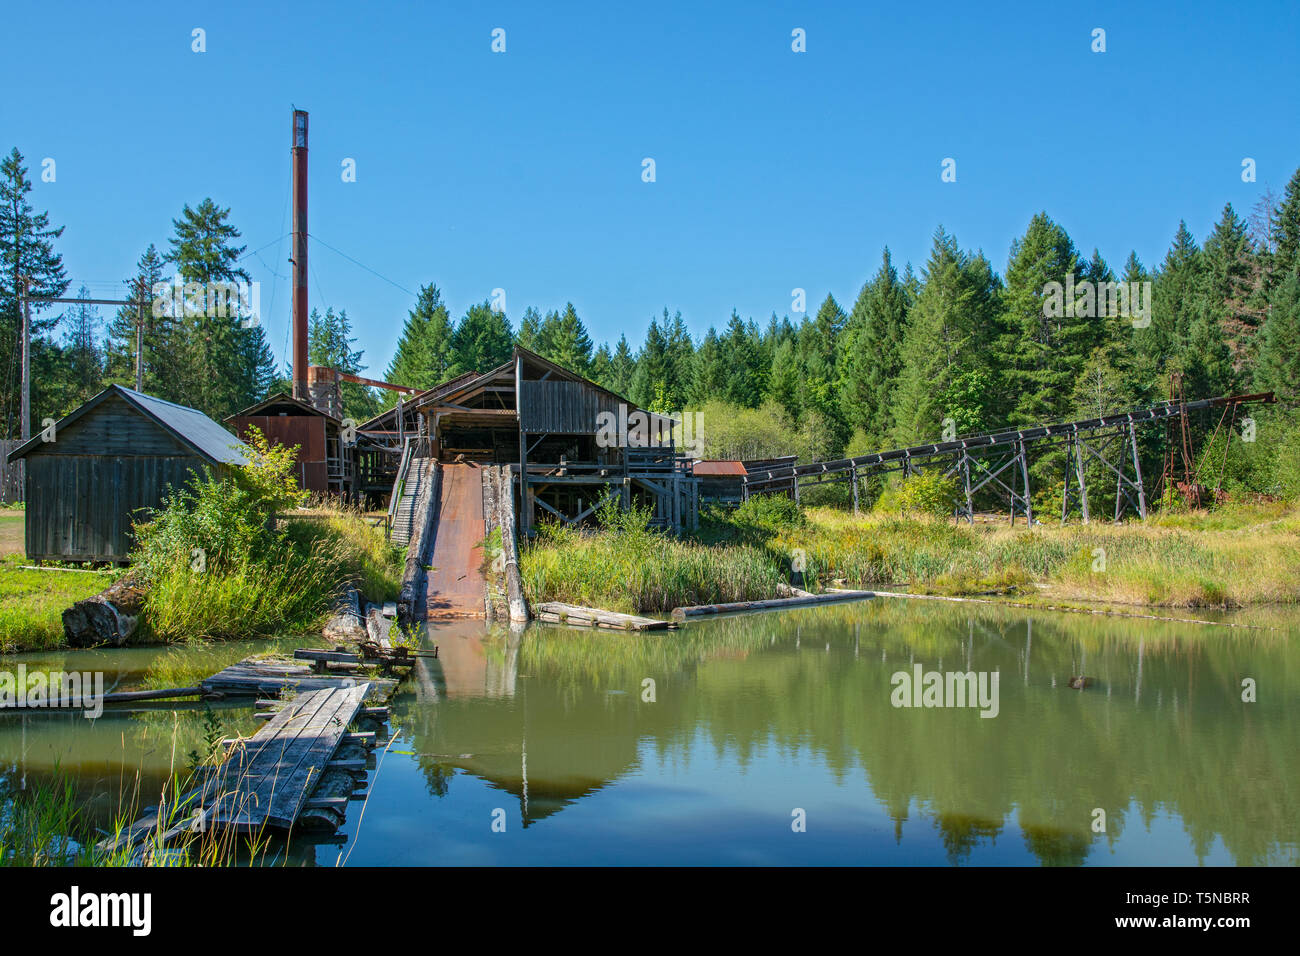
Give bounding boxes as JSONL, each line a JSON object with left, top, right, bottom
{"left": 5, "top": 385, "right": 250, "bottom": 563}
{"left": 225, "top": 392, "right": 350, "bottom": 497}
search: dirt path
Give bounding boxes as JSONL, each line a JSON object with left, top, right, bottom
{"left": 425, "top": 463, "right": 487, "bottom": 620}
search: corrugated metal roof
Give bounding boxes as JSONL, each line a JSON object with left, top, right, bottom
{"left": 693, "top": 460, "right": 747, "bottom": 476}
{"left": 119, "top": 387, "right": 251, "bottom": 466}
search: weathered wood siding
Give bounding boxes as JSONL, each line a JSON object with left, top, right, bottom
{"left": 519, "top": 379, "right": 622, "bottom": 434}
{"left": 22, "top": 396, "right": 218, "bottom": 561}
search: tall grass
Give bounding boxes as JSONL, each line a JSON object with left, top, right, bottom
{"left": 142, "top": 505, "right": 402, "bottom": 642}
{"left": 521, "top": 495, "right": 1300, "bottom": 612}
{"left": 521, "top": 500, "right": 779, "bottom": 614}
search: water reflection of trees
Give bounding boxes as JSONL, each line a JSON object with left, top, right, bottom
{"left": 405, "top": 601, "right": 1297, "bottom": 864}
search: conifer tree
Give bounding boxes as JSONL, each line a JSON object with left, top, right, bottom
{"left": 0, "top": 148, "right": 68, "bottom": 437}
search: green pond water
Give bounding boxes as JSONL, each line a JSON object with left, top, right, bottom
{"left": 1, "top": 601, "right": 1296, "bottom": 865}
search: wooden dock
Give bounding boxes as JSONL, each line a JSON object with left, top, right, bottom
{"left": 534, "top": 601, "right": 675, "bottom": 631}
{"left": 201, "top": 656, "right": 398, "bottom": 699}
{"left": 207, "top": 683, "right": 372, "bottom": 831}
{"left": 102, "top": 681, "right": 389, "bottom": 857}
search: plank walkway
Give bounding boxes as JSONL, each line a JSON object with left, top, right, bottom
{"left": 201, "top": 656, "right": 397, "bottom": 698}
{"left": 207, "top": 683, "right": 370, "bottom": 832}
{"left": 100, "top": 683, "right": 379, "bottom": 856}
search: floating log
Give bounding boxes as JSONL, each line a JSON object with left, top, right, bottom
{"left": 670, "top": 589, "right": 876, "bottom": 621}
{"left": 61, "top": 576, "right": 147, "bottom": 647}
{"left": 0, "top": 685, "right": 203, "bottom": 712}
{"left": 535, "top": 601, "right": 674, "bottom": 631}
{"left": 776, "top": 581, "right": 816, "bottom": 599}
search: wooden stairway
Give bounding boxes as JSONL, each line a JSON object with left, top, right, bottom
{"left": 389, "top": 449, "right": 432, "bottom": 547}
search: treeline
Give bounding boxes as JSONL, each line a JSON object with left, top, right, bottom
{"left": 0, "top": 147, "right": 283, "bottom": 431}
{"left": 387, "top": 167, "right": 1300, "bottom": 472}
{"left": 6, "top": 132, "right": 1299, "bottom": 482}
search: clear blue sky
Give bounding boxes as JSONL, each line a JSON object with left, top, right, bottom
{"left": 5, "top": 0, "right": 1298, "bottom": 377}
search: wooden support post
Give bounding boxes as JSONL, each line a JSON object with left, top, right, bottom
{"left": 1114, "top": 431, "right": 1125, "bottom": 522}
{"left": 1074, "top": 435, "right": 1090, "bottom": 524}
{"left": 1061, "top": 437, "right": 1071, "bottom": 523}
{"left": 851, "top": 464, "right": 859, "bottom": 516}
{"left": 961, "top": 451, "right": 974, "bottom": 524}
{"left": 1018, "top": 438, "right": 1033, "bottom": 526}
{"left": 1129, "top": 422, "right": 1147, "bottom": 519}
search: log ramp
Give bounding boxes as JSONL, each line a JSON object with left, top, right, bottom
{"left": 481, "top": 464, "right": 529, "bottom": 624}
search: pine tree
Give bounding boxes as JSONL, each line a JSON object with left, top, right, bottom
{"left": 995, "top": 212, "right": 1086, "bottom": 426}
{"left": 163, "top": 197, "right": 262, "bottom": 417}
{"left": 1271, "top": 166, "right": 1300, "bottom": 282}
{"left": 608, "top": 335, "right": 635, "bottom": 397}
{"left": 61, "top": 284, "right": 103, "bottom": 409}
{"left": 838, "top": 248, "right": 909, "bottom": 444}
{"left": 452, "top": 300, "right": 513, "bottom": 373}
{"left": 309, "top": 306, "right": 381, "bottom": 420}
{"left": 631, "top": 317, "right": 671, "bottom": 410}
{"left": 689, "top": 327, "right": 726, "bottom": 406}
{"left": 722, "top": 311, "right": 765, "bottom": 407}
{"left": 1202, "top": 203, "right": 1259, "bottom": 379}
{"left": 515, "top": 306, "right": 543, "bottom": 351}
{"left": 386, "top": 284, "right": 457, "bottom": 390}
{"left": 1255, "top": 272, "right": 1300, "bottom": 399}
{"left": 891, "top": 229, "right": 1000, "bottom": 444}
{"left": 539, "top": 302, "right": 593, "bottom": 374}
{"left": 0, "top": 147, "right": 69, "bottom": 438}
{"left": 589, "top": 343, "right": 614, "bottom": 388}
{"left": 105, "top": 245, "right": 173, "bottom": 391}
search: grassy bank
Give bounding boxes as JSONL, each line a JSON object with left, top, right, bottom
{"left": 139, "top": 504, "right": 402, "bottom": 643}
{"left": 0, "top": 557, "right": 119, "bottom": 654}
{"left": 519, "top": 496, "right": 1300, "bottom": 613}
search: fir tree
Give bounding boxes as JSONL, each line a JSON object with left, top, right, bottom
{"left": 386, "top": 284, "right": 456, "bottom": 390}
{"left": 0, "top": 148, "right": 69, "bottom": 437}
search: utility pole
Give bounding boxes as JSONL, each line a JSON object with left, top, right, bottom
{"left": 134, "top": 277, "right": 146, "bottom": 391}
{"left": 20, "top": 276, "right": 30, "bottom": 442}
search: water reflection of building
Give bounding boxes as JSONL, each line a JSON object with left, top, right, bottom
{"left": 407, "top": 621, "right": 637, "bottom": 827}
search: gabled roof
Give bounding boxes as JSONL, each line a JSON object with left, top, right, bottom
{"left": 358, "top": 369, "right": 482, "bottom": 431}
{"left": 225, "top": 391, "right": 341, "bottom": 425}
{"left": 414, "top": 346, "right": 679, "bottom": 428}
{"left": 6, "top": 385, "right": 251, "bottom": 466}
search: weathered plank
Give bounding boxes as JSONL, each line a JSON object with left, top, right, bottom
{"left": 535, "top": 601, "right": 674, "bottom": 631}
{"left": 207, "top": 683, "right": 369, "bottom": 831}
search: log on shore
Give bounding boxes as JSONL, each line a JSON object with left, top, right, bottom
{"left": 61, "top": 576, "right": 147, "bottom": 647}
{"left": 670, "top": 589, "right": 876, "bottom": 621}
{"left": 364, "top": 602, "right": 392, "bottom": 649}
{"left": 323, "top": 587, "right": 366, "bottom": 644}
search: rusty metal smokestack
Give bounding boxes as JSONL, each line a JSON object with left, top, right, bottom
{"left": 291, "top": 109, "right": 309, "bottom": 401}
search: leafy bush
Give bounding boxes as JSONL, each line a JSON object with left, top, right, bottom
{"left": 130, "top": 427, "right": 400, "bottom": 642}
{"left": 731, "top": 494, "right": 806, "bottom": 531}
{"left": 875, "top": 471, "right": 959, "bottom": 517}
